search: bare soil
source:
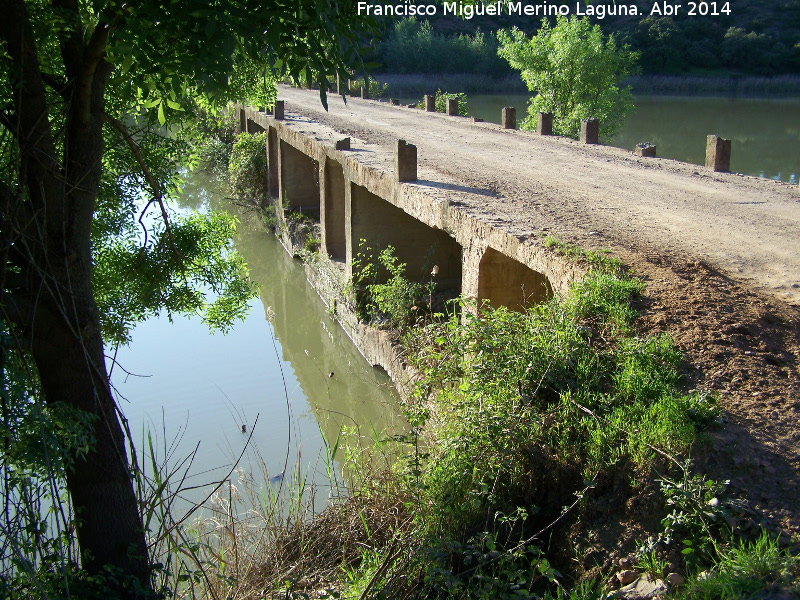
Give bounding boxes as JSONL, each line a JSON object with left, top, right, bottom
{"left": 277, "top": 87, "right": 800, "bottom": 539}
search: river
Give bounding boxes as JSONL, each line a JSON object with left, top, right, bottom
{"left": 457, "top": 95, "right": 800, "bottom": 182}
{"left": 110, "top": 174, "right": 406, "bottom": 513}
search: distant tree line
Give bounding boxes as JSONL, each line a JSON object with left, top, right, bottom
{"left": 373, "top": 0, "right": 800, "bottom": 77}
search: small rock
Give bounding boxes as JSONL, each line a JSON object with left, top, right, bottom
{"left": 617, "top": 570, "right": 638, "bottom": 585}
{"left": 615, "top": 574, "right": 668, "bottom": 599}
{"left": 618, "top": 557, "right": 633, "bottom": 568}
{"left": 666, "top": 573, "right": 684, "bottom": 587}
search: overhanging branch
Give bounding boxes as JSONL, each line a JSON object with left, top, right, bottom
{"left": 103, "top": 114, "right": 184, "bottom": 265}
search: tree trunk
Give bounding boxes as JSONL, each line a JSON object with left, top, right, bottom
{"left": 1, "top": 1, "right": 152, "bottom": 594}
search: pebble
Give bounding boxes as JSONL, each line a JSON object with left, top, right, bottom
{"left": 666, "top": 573, "right": 684, "bottom": 587}
{"left": 617, "top": 570, "right": 638, "bottom": 585}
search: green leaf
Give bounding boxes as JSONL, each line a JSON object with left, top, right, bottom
{"left": 157, "top": 100, "right": 165, "bottom": 125}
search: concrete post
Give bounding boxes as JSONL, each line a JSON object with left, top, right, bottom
{"left": 537, "top": 112, "right": 553, "bottom": 135}
{"left": 335, "top": 137, "right": 351, "bottom": 150}
{"left": 636, "top": 142, "right": 656, "bottom": 157}
{"left": 361, "top": 83, "right": 370, "bottom": 100}
{"left": 446, "top": 98, "right": 458, "bottom": 116}
{"left": 238, "top": 105, "right": 246, "bottom": 133}
{"left": 395, "top": 139, "right": 417, "bottom": 182}
{"left": 274, "top": 100, "right": 284, "bottom": 120}
{"left": 424, "top": 95, "right": 435, "bottom": 112}
{"left": 705, "top": 135, "right": 731, "bottom": 172}
{"left": 390, "top": 98, "right": 399, "bottom": 106}
{"left": 581, "top": 118, "right": 599, "bottom": 144}
{"left": 502, "top": 107, "right": 516, "bottom": 129}
{"left": 336, "top": 73, "right": 341, "bottom": 95}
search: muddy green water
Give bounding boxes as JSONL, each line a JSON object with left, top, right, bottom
{"left": 456, "top": 95, "right": 800, "bottom": 182}
{"left": 111, "top": 175, "right": 405, "bottom": 512}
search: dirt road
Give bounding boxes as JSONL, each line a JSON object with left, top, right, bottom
{"left": 280, "top": 86, "right": 800, "bottom": 306}
{"left": 276, "top": 86, "right": 800, "bottom": 534}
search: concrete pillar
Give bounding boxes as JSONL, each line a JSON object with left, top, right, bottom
{"left": 267, "top": 126, "right": 279, "bottom": 198}
{"left": 424, "top": 95, "right": 435, "bottom": 112}
{"left": 238, "top": 106, "right": 246, "bottom": 133}
{"left": 502, "top": 107, "right": 516, "bottom": 129}
{"left": 395, "top": 139, "right": 417, "bottom": 183}
{"left": 581, "top": 118, "right": 599, "bottom": 144}
{"left": 446, "top": 98, "right": 458, "bottom": 116}
{"left": 322, "top": 157, "right": 346, "bottom": 260}
{"left": 336, "top": 73, "right": 341, "bottom": 95}
{"left": 636, "top": 143, "right": 656, "bottom": 157}
{"left": 335, "top": 137, "right": 351, "bottom": 150}
{"left": 390, "top": 98, "right": 399, "bottom": 106}
{"left": 705, "top": 135, "right": 731, "bottom": 172}
{"left": 361, "top": 84, "right": 370, "bottom": 100}
{"left": 537, "top": 112, "right": 553, "bottom": 135}
{"left": 274, "top": 100, "right": 284, "bottom": 120}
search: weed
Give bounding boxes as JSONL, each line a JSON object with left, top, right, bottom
{"left": 347, "top": 77, "right": 389, "bottom": 98}
{"left": 678, "top": 531, "right": 800, "bottom": 599}
{"left": 543, "top": 235, "right": 621, "bottom": 274}
{"left": 636, "top": 550, "right": 668, "bottom": 577}
{"left": 349, "top": 241, "right": 430, "bottom": 329}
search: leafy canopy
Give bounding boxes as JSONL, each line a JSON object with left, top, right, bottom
{"left": 498, "top": 16, "right": 639, "bottom": 140}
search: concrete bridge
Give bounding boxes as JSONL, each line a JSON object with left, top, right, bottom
{"left": 236, "top": 87, "right": 800, "bottom": 316}
{"left": 235, "top": 101, "right": 576, "bottom": 316}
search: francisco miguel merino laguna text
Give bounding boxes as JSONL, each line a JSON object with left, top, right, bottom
{"left": 357, "top": 1, "right": 732, "bottom": 19}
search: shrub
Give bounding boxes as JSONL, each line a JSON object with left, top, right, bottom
{"left": 416, "top": 89, "right": 468, "bottom": 116}
{"left": 228, "top": 132, "right": 268, "bottom": 204}
{"left": 498, "top": 16, "right": 639, "bottom": 140}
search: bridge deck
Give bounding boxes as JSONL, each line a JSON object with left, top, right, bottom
{"left": 277, "top": 86, "right": 800, "bottom": 306}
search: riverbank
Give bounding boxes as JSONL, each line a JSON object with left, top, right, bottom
{"left": 375, "top": 73, "right": 800, "bottom": 99}
{"left": 250, "top": 196, "right": 800, "bottom": 599}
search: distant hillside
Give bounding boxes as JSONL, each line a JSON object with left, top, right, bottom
{"left": 372, "top": 0, "right": 800, "bottom": 76}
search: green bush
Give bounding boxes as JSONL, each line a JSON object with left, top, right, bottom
{"left": 498, "top": 16, "right": 639, "bottom": 140}
{"left": 350, "top": 242, "right": 427, "bottom": 329}
{"left": 416, "top": 89, "right": 468, "bottom": 116}
{"left": 228, "top": 132, "right": 267, "bottom": 203}
{"left": 400, "top": 268, "right": 714, "bottom": 595}
{"left": 347, "top": 77, "right": 389, "bottom": 98}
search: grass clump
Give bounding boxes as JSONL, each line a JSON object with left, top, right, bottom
{"left": 678, "top": 531, "right": 799, "bottom": 599}
{"left": 543, "top": 235, "right": 621, "bottom": 273}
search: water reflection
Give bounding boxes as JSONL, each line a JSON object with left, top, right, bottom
{"left": 111, "top": 172, "right": 405, "bottom": 514}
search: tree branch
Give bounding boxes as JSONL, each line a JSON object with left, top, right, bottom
{"left": 51, "top": 0, "right": 84, "bottom": 80}
{"left": 40, "top": 72, "right": 70, "bottom": 99}
{"left": 103, "top": 114, "right": 184, "bottom": 265}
